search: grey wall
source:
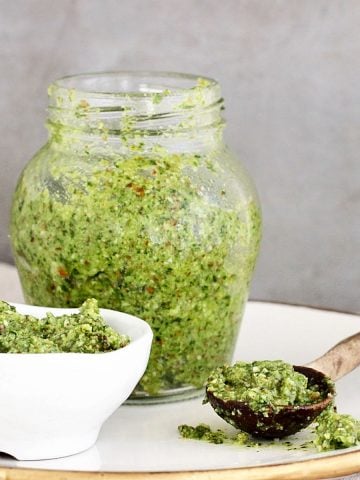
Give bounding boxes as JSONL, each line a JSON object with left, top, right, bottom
{"left": 0, "top": 0, "right": 359, "bottom": 312}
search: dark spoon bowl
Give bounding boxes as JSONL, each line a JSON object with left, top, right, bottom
{"left": 205, "top": 366, "right": 335, "bottom": 439}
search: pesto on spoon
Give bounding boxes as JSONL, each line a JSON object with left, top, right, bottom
{"left": 205, "top": 331, "right": 360, "bottom": 439}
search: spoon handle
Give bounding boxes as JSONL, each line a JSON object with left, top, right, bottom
{"left": 307, "top": 331, "right": 360, "bottom": 381}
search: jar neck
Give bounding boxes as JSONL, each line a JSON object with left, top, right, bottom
{"left": 46, "top": 72, "right": 225, "bottom": 154}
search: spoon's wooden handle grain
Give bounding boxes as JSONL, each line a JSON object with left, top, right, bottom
{"left": 307, "top": 331, "right": 360, "bottom": 381}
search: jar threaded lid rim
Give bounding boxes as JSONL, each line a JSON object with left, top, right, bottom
{"left": 47, "top": 71, "right": 225, "bottom": 138}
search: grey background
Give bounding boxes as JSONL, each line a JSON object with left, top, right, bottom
{"left": 0, "top": 0, "right": 359, "bottom": 312}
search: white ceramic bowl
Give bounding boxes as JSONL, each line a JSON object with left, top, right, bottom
{"left": 0, "top": 303, "right": 153, "bottom": 460}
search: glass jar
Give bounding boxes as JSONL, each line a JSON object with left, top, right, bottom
{"left": 10, "top": 72, "right": 261, "bottom": 402}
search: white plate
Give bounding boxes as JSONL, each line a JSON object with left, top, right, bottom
{"left": 0, "top": 271, "right": 359, "bottom": 479}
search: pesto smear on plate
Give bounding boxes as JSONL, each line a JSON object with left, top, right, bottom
{"left": 10, "top": 73, "right": 261, "bottom": 396}
{"left": 179, "top": 408, "right": 360, "bottom": 452}
{"left": 0, "top": 298, "right": 129, "bottom": 353}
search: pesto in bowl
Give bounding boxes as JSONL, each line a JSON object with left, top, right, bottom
{"left": 0, "top": 299, "right": 152, "bottom": 460}
{"left": 0, "top": 298, "right": 129, "bottom": 353}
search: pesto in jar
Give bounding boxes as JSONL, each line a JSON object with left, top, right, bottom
{"left": 10, "top": 72, "right": 262, "bottom": 397}
{"left": 0, "top": 298, "right": 129, "bottom": 353}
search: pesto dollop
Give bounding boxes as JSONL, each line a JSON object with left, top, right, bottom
{"left": 205, "top": 360, "right": 323, "bottom": 414}
{"left": 314, "top": 407, "right": 360, "bottom": 451}
{"left": 0, "top": 298, "right": 129, "bottom": 353}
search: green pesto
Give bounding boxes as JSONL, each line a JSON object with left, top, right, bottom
{"left": 313, "top": 407, "right": 360, "bottom": 452}
{"left": 178, "top": 423, "right": 263, "bottom": 448}
{"left": 181, "top": 365, "right": 359, "bottom": 453}
{"left": 178, "top": 424, "right": 226, "bottom": 444}
{"left": 0, "top": 298, "right": 129, "bottom": 353}
{"left": 205, "top": 360, "right": 323, "bottom": 414}
{"left": 10, "top": 75, "right": 261, "bottom": 396}
{"left": 10, "top": 150, "right": 261, "bottom": 394}
{"left": 178, "top": 414, "right": 360, "bottom": 452}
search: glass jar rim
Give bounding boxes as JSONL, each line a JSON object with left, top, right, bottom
{"left": 47, "top": 71, "right": 224, "bottom": 142}
{"left": 50, "top": 70, "right": 219, "bottom": 99}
